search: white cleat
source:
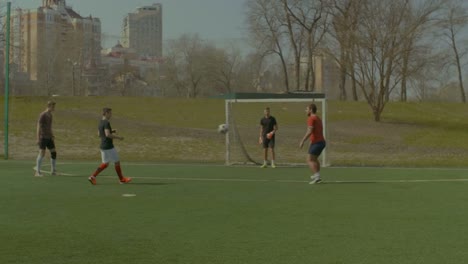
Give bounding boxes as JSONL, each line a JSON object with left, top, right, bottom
{"left": 309, "top": 176, "right": 322, "bottom": 184}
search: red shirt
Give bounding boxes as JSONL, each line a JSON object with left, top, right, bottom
{"left": 307, "top": 115, "right": 325, "bottom": 144}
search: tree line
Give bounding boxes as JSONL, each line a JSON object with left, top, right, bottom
{"left": 161, "top": 0, "right": 468, "bottom": 121}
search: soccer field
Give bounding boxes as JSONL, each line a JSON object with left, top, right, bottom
{"left": 2, "top": 160, "right": 468, "bottom": 264}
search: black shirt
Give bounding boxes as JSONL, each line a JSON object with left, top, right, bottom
{"left": 99, "top": 119, "right": 114, "bottom": 150}
{"left": 38, "top": 111, "right": 53, "bottom": 139}
{"left": 260, "top": 116, "right": 277, "bottom": 136}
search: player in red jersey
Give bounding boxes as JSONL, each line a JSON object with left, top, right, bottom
{"left": 299, "top": 104, "right": 326, "bottom": 184}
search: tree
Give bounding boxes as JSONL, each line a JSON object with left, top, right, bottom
{"left": 436, "top": 0, "right": 468, "bottom": 103}
{"left": 281, "top": 0, "right": 307, "bottom": 91}
{"left": 165, "top": 34, "right": 208, "bottom": 98}
{"left": 165, "top": 34, "right": 246, "bottom": 97}
{"left": 396, "top": 0, "right": 444, "bottom": 102}
{"left": 211, "top": 45, "right": 242, "bottom": 94}
{"left": 350, "top": 0, "right": 410, "bottom": 121}
{"left": 283, "top": 0, "right": 330, "bottom": 91}
{"left": 328, "top": 0, "right": 361, "bottom": 100}
{"left": 246, "top": 0, "right": 291, "bottom": 92}
{"left": 236, "top": 51, "right": 268, "bottom": 92}
{"left": 163, "top": 50, "right": 187, "bottom": 97}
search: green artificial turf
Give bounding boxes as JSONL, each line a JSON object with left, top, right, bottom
{"left": 2, "top": 160, "right": 468, "bottom": 264}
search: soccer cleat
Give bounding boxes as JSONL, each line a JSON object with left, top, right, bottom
{"left": 260, "top": 163, "right": 267, "bottom": 168}
{"left": 119, "top": 177, "right": 132, "bottom": 184}
{"left": 88, "top": 176, "right": 97, "bottom": 185}
{"left": 51, "top": 171, "right": 58, "bottom": 176}
{"left": 271, "top": 163, "right": 276, "bottom": 168}
{"left": 34, "top": 171, "right": 43, "bottom": 177}
{"left": 309, "top": 177, "right": 322, "bottom": 184}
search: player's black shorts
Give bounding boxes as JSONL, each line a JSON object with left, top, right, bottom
{"left": 262, "top": 136, "right": 275, "bottom": 149}
{"left": 38, "top": 138, "right": 55, "bottom": 150}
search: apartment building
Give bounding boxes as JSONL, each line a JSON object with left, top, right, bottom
{"left": 121, "top": 3, "right": 162, "bottom": 58}
{"left": 10, "top": 0, "right": 101, "bottom": 95}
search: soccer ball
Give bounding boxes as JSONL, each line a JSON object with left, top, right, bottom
{"left": 218, "top": 124, "right": 229, "bottom": 134}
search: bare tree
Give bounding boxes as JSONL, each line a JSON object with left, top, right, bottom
{"left": 328, "top": 0, "right": 361, "bottom": 100}
{"left": 165, "top": 34, "right": 208, "bottom": 98}
{"left": 246, "top": 0, "right": 291, "bottom": 92}
{"left": 212, "top": 45, "right": 242, "bottom": 94}
{"left": 436, "top": 0, "right": 468, "bottom": 103}
{"left": 236, "top": 51, "right": 268, "bottom": 92}
{"left": 350, "top": 0, "right": 409, "bottom": 121}
{"left": 165, "top": 34, "right": 245, "bottom": 97}
{"left": 396, "top": 0, "right": 445, "bottom": 102}
{"left": 164, "top": 45, "right": 188, "bottom": 97}
{"left": 281, "top": 0, "right": 307, "bottom": 91}
{"left": 283, "top": 0, "right": 330, "bottom": 91}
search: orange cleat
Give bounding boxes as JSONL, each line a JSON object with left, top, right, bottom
{"left": 119, "top": 177, "right": 132, "bottom": 184}
{"left": 88, "top": 176, "right": 97, "bottom": 185}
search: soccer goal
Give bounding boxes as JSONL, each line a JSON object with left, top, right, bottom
{"left": 223, "top": 92, "right": 328, "bottom": 167}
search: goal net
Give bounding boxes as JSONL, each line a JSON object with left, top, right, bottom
{"left": 223, "top": 93, "right": 328, "bottom": 166}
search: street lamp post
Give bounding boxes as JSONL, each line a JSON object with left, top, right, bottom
{"left": 67, "top": 58, "right": 79, "bottom": 95}
{"left": 72, "top": 64, "right": 75, "bottom": 95}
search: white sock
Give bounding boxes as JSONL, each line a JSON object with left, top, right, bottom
{"left": 36, "top": 154, "right": 44, "bottom": 173}
{"left": 271, "top": 160, "right": 275, "bottom": 164}
{"left": 263, "top": 160, "right": 267, "bottom": 165}
{"left": 314, "top": 172, "right": 321, "bottom": 178}
{"left": 51, "top": 159, "right": 56, "bottom": 172}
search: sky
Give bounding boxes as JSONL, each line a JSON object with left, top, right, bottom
{"left": 10, "top": 0, "right": 249, "bottom": 49}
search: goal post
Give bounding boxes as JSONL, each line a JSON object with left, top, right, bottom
{"left": 223, "top": 92, "right": 328, "bottom": 167}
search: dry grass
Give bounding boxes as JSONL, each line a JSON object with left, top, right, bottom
{"left": 1, "top": 96, "right": 468, "bottom": 167}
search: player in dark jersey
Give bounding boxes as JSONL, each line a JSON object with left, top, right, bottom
{"left": 34, "top": 101, "right": 57, "bottom": 177}
{"left": 300, "top": 103, "right": 326, "bottom": 184}
{"left": 259, "top": 107, "right": 278, "bottom": 168}
{"left": 88, "top": 107, "right": 132, "bottom": 185}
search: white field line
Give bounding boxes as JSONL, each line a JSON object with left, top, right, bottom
{"left": 136, "top": 177, "right": 468, "bottom": 183}
{"left": 53, "top": 174, "right": 468, "bottom": 184}
{"left": 25, "top": 162, "right": 468, "bottom": 183}
{"left": 7, "top": 159, "right": 468, "bottom": 171}
{"left": 32, "top": 167, "right": 75, "bottom": 176}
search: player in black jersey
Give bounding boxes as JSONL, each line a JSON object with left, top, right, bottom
{"left": 34, "top": 101, "right": 57, "bottom": 176}
{"left": 88, "top": 107, "right": 132, "bottom": 185}
{"left": 259, "top": 107, "right": 278, "bottom": 168}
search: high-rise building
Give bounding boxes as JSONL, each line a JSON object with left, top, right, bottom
{"left": 10, "top": 0, "right": 101, "bottom": 95}
{"left": 121, "top": 3, "right": 162, "bottom": 58}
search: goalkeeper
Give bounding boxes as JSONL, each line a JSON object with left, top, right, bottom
{"left": 259, "top": 107, "right": 278, "bottom": 168}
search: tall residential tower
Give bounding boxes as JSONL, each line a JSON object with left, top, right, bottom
{"left": 121, "top": 3, "right": 162, "bottom": 58}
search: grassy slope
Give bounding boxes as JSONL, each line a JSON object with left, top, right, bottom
{"left": 1, "top": 96, "right": 468, "bottom": 166}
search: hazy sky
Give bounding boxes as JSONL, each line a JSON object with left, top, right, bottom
{"left": 13, "top": 0, "right": 248, "bottom": 48}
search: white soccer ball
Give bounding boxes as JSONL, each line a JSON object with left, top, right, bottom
{"left": 218, "top": 124, "right": 229, "bottom": 134}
